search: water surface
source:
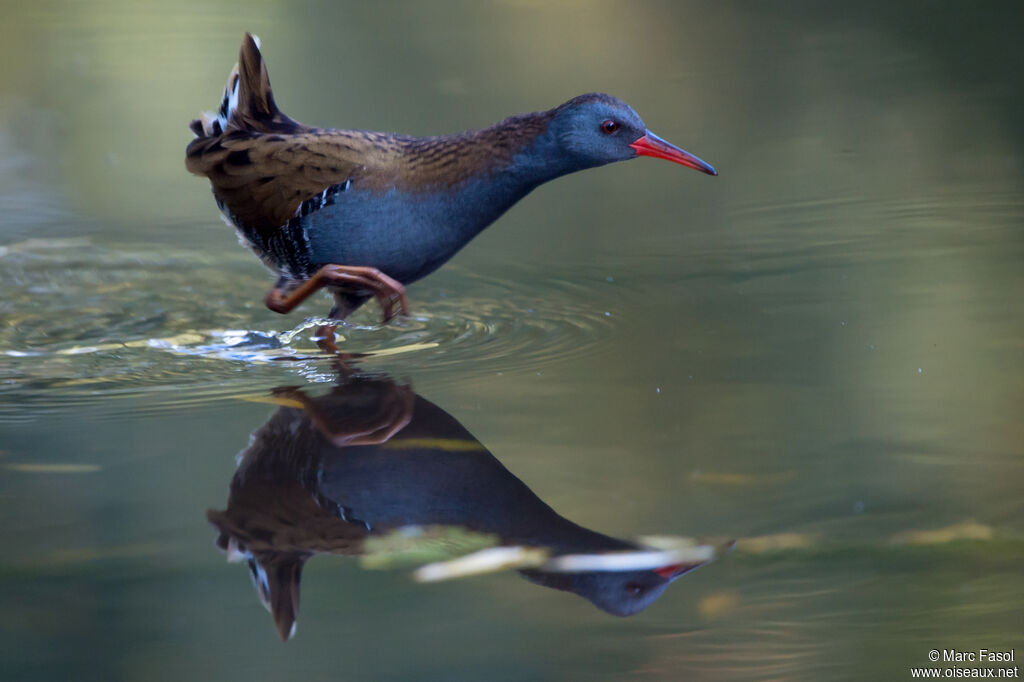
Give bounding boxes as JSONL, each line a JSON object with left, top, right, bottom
{"left": 1, "top": 1, "right": 1022, "bottom": 680}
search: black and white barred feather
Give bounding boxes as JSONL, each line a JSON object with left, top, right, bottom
{"left": 188, "top": 35, "right": 259, "bottom": 138}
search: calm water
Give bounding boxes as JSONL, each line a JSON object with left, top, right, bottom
{"left": 2, "top": 1, "right": 1023, "bottom": 680}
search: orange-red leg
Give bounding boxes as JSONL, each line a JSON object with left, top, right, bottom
{"left": 264, "top": 265, "right": 409, "bottom": 323}
{"left": 313, "top": 323, "right": 341, "bottom": 354}
{"left": 270, "top": 383, "right": 414, "bottom": 446}
{"left": 311, "top": 323, "right": 368, "bottom": 369}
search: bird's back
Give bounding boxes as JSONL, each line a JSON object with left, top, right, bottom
{"left": 186, "top": 34, "right": 557, "bottom": 283}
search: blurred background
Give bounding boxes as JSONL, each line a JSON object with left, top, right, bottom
{"left": 1, "top": 1, "right": 1022, "bottom": 680}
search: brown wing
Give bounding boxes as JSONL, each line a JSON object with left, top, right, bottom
{"left": 187, "top": 33, "right": 540, "bottom": 232}
{"left": 185, "top": 131, "right": 376, "bottom": 233}
{"left": 185, "top": 33, "right": 401, "bottom": 233}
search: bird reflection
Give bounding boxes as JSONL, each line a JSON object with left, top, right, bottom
{"left": 208, "top": 373, "right": 709, "bottom": 640}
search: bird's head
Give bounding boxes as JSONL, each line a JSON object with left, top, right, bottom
{"left": 550, "top": 93, "right": 717, "bottom": 176}
{"left": 520, "top": 561, "right": 702, "bottom": 617}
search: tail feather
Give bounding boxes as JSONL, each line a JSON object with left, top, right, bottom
{"left": 189, "top": 33, "right": 303, "bottom": 138}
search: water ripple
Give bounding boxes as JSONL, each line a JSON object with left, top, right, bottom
{"left": 0, "top": 240, "right": 618, "bottom": 419}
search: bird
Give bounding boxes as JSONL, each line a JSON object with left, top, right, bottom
{"left": 186, "top": 33, "right": 717, "bottom": 323}
{"left": 208, "top": 373, "right": 716, "bottom": 640}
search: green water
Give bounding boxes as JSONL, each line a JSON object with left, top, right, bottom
{"left": 1, "top": 1, "right": 1022, "bottom": 680}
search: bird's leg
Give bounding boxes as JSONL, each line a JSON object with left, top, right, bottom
{"left": 312, "top": 292, "right": 366, "bottom": 356}
{"left": 270, "top": 383, "right": 414, "bottom": 447}
{"left": 313, "top": 324, "right": 370, "bottom": 373}
{"left": 313, "top": 323, "right": 341, "bottom": 354}
{"left": 328, "top": 291, "right": 369, "bottom": 322}
{"left": 264, "top": 265, "right": 409, "bottom": 323}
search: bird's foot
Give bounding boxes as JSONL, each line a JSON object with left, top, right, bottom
{"left": 264, "top": 265, "right": 409, "bottom": 324}
{"left": 276, "top": 382, "right": 414, "bottom": 447}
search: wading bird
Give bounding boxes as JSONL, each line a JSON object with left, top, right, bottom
{"left": 187, "top": 34, "right": 716, "bottom": 323}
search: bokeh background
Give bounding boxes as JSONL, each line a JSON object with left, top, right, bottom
{"left": 1, "top": 1, "right": 1022, "bottom": 680}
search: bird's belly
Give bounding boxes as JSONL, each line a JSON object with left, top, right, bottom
{"left": 300, "top": 188, "right": 492, "bottom": 284}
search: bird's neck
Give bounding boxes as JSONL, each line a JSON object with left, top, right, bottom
{"left": 485, "top": 116, "right": 579, "bottom": 187}
{"left": 402, "top": 109, "right": 579, "bottom": 193}
{"left": 393, "top": 111, "right": 579, "bottom": 251}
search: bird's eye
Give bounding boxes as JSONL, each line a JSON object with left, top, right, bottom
{"left": 626, "top": 582, "right": 642, "bottom": 595}
{"left": 601, "top": 119, "right": 619, "bottom": 134}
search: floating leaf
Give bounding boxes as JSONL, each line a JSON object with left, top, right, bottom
{"left": 543, "top": 544, "right": 717, "bottom": 573}
{"left": 415, "top": 546, "right": 549, "bottom": 582}
{"left": 890, "top": 521, "right": 994, "bottom": 545}
{"left": 6, "top": 463, "right": 101, "bottom": 474}
{"left": 698, "top": 590, "right": 741, "bottom": 619}
{"left": 735, "top": 533, "right": 815, "bottom": 553}
{"left": 360, "top": 525, "right": 499, "bottom": 570}
{"left": 689, "top": 470, "right": 794, "bottom": 486}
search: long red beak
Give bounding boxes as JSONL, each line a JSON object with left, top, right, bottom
{"left": 653, "top": 562, "right": 703, "bottom": 580}
{"left": 630, "top": 131, "right": 717, "bottom": 176}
